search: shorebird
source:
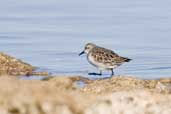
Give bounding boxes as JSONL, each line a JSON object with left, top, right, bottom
{"left": 79, "top": 43, "right": 132, "bottom": 76}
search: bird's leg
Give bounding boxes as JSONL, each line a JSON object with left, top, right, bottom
{"left": 111, "top": 69, "right": 114, "bottom": 76}
{"left": 88, "top": 70, "right": 102, "bottom": 76}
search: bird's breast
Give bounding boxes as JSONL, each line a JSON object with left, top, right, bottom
{"left": 87, "top": 54, "right": 98, "bottom": 67}
{"left": 87, "top": 53, "right": 120, "bottom": 70}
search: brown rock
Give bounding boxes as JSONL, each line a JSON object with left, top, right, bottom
{"left": 0, "top": 52, "right": 35, "bottom": 76}
{"left": 0, "top": 76, "right": 170, "bottom": 114}
{"left": 81, "top": 76, "right": 158, "bottom": 94}
{"left": 84, "top": 90, "right": 171, "bottom": 114}
{"left": 155, "top": 82, "right": 171, "bottom": 94}
{"left": 0, "top": 76, "right": 96, "bottom": 114}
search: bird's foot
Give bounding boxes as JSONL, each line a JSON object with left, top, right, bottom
{"left": 88, "top": 72, "right": 102, "bottom": 76}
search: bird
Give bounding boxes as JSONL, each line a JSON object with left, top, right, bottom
{"left": 79, "top": 43, "right": 132, "bottom": 76}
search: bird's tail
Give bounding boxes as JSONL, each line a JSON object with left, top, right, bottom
{"left": 122, "top": 57, "right": 132, "bottom": 62}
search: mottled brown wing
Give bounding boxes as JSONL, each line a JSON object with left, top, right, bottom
{"left": 91, "top": 47, "right": 123, "bottom": 66}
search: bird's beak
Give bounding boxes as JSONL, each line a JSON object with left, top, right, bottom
{"left": 79, "top": 51, "right": 85, "bottom": 56}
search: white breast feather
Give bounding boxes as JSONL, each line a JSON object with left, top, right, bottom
{"left": 87, "top": 54, "right": 118, "bottom": 70}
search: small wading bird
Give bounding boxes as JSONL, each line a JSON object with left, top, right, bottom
{"left": 79, "top": 43, "right": 132, "bottom": 76}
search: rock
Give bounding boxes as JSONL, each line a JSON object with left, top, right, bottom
{"left": 0, "top": 52, "right": 35, "bottom": 76}
{"left": 44, "top": 76, "right": 75, "bottom": 89}
{"left": 0, "top": 76, "right": 83, "bottom": 114}
{"left": 85, "top": 90, "right": 171, "bottom": 114}
{"left": 155, "top": 82, "right": 171, "bottom": 93}
{"left": 0, "top": 76, "right": 170, "bottom": 114}
{"left": 40, "top": 102, "right": 73, "bottom": 114}
{"left": 81, "top": 76, "right": 158, "bottom": 94}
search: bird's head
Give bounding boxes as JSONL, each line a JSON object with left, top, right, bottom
{"left": 79, "top": 43, "right": 96, "bottom": 56}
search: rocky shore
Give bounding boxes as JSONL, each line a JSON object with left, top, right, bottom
{"left": 0, "top": 52, "right": 171, "bottom": 114}
{"left": 0, "top": 52, "right": 48, "bottom": 76}
{"left": 0, "top": 76, "right": 170, "bottom": 114}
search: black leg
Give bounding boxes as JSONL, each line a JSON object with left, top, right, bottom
{"left": 111, "top": 69, "right": 114, "bottom": 76}
{"left": 88, "top": 70, "right": 102, "bottom": 76}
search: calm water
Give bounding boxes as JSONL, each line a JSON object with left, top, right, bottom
{"left": 0, "top": 0, "right": 171, "bottom": 79}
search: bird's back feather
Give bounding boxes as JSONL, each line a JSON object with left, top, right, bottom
{"left": 89, "top": 46, "right": 131, "bottom": 67}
